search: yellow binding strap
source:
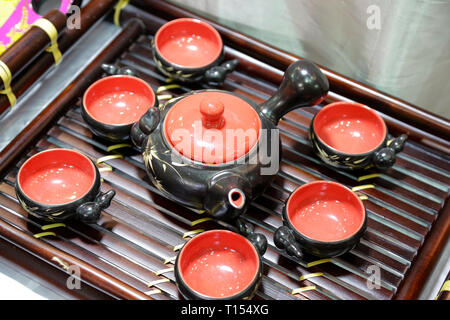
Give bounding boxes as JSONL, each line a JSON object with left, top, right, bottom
{"left": 164, "top": 256, "right": 177, "bottom": 264}
{"left": 41, "top": 223, "right": 66, "bottom": 231}
{"left": 32, "top": 18, "right": 62, "bottom": 65}
{"left": 96, "top": 154, "right": 123, "bottom": 164}
{"left": 51, "top": 257, "right": 70, "bottom": 270}
{"left": 173, "top": 243, "right": 184, "bottom": 252}
{"left": 144, "top": 289, "right": 161, "bottom": 296}
{"left": 155, "top": 267, "right": 174, "bottom": 276}
{"left": 98, "top": 163, "right": 113, "bottom": 172}
{"left": 107, "top": 143, "right": 132, "bottom": 152}
{"left": 157, "top": 84, "right": 181, "bottom": 94}
{"left": 0, "top": 60, "right": 16, "bottom": 106}
{"left": 34, "top": 231, "right": 56, "bottom": 238}
{"left": 291, "top": 285, "right": 316, "bottom": 295}
{"left": 358, "top": 194, "right": 369, "bottom": 201}
{"left": 191, "top": 217, "right": 212, "bottom": 226}
{"left": 299, "top": 272, "right": 323, "bottom": 281}
{"left": 182, "top": 229, "right": 204, "bottom": 238}
{"left": 357, "top": 173, "right": 381, "bottom": 182}
{"left": 147, "top": 278, "right": 170, "bottom": 288}
{"left": 352, "top": 184, "right": 375, "bottom": 192}
{"left": 114, "top": 0, "right": 130, "bottom": 27}
{"left": 434, "top": 280, "right": 450, "bottom": 300}
{"left": 98, "top": 166, "right": 113, "bottom": 172}
{"left": 157, "top": 94, "right": 173, "bottom": 101}
{"left": 441, "top": 280, "right": 450, "bottom": 292}
{"left": 307, "top": 258, "right": 331, "bottom": 268}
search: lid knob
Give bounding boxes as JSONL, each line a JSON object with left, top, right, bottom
{"left": 200, "top": 98, "right": 225, "bottom": 129}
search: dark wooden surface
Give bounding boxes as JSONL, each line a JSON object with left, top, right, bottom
{"left": 0, "top": 1, "right": 448, "bottom": 300}
{"left": 0, "top": 10, "right": 66, "bottom": 91}
{"left": 0, "top": 0, "right": 117, "bottom": 114}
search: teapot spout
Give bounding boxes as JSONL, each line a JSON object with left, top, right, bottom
{"left": 204, "top": 173, "right": 251, "bottom": 221}
{"left": 228, "top": 188, "right": 246, "bottom": 210}
{"left": 259, "top": 59, "right": 329, "bottom": 124}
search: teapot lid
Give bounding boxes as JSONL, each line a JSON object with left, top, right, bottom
{"left": 164, "top": 91, "right": 261, "bottom": 164}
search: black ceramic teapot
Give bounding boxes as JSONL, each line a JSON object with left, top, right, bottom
{"left": 131, "top": 60, "right": 329, "bottom": 221}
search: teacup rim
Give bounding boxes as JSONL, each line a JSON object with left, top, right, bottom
{"left": 154, "top": 17, "right": 224, "bottom": 70}
{"left": 312, "top": 101, "right": 388, "bottom": 156}
{"left": 82, "top": 75, "right": 155, "bottom": 127}
{"left": 17, "top": 148, "right": 98, "bottom": 207}
{"left": 285, "top": 180, "right": 366, "bottom": 244}
{"left": 176, "top": 229, "right": 261, "bottom": 299}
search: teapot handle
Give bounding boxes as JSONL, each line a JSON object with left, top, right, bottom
{"left": 259, "top": 59, "right": 329, "bottom": 124}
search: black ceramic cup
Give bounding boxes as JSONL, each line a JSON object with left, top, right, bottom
{"left": 152, "top": 18, "right": 239, "bottom": 86}
{"left": 81, "top": 75, "right": 158, "bottom": 142}
{"left": 310, "top": 102, "right": 407, "bottom": 170}
{"left": 15, "top": 148, "right": 115, "bottom": 223}
{"left": 174, "top": 229, "right": 266, "bottom": 300}
{"left": 274, "top": 181, "right": 367, "bottom": 258}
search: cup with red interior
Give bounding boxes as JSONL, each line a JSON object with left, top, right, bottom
{"left": 82, "top": 75, "right": 159, "bottom": 142}
{"left": 152, "top": 18, "right": 239, "bottom": 86}
{"left": 15, "top": 148, "right": 115, "bottom": 223}
{"left": 274, "top": 181, "right": 367, "bottom": 258}
{"left": 310, "top": 102, "right": 407, "bottom": 170}
{"left": 175, "top": 229, "right": 266, "bottom": 300}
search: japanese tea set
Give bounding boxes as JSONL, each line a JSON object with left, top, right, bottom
{"left": 15, "top": 18, "right": 407, "bottom": 300}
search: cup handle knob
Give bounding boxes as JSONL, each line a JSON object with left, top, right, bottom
{"left": 373, "top": 134, "right": 407, "bottom": 169}
{"left": 236, "top": 218, "right": 255, "bottom": 236}
{"left": 236, "top": 218, "right": 267, "bottom": 255}
{"left": 274, "top": 226, "right": 303, "bottom": 259}
{"left": 247, "top": 232, "right": 268, "bottom": 256}
{"left": 204, "top": 59, "right": 239, "bottom": 86}
{"left": 76, "top": 190, "right": 115, "bottom": 223}
{"left": 101, "top": 63, "right": 136, "bottom": 76}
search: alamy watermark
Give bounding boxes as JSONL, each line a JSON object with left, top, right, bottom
{"left": 169, "top": 124, "right": 280, "bottom": 175}
{"left": 366, "top": 4, "right": 381, "bottom": 30}
{"left": 66, "top": 5, "right": 81, "bottom": 30}
{"left": 66, "top": 265, "right": 81, "bottom": 290}
{"left": 366, "top": 265, "right": 381, "bottom": 290}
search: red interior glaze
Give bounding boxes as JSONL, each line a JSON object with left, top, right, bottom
{"left": 164, "top": 91, "right": 261, "bottom": 164}
{"left": 229, "top": 190, "right": 244, "bottom": 208}
{"left": 313, "top": 102, "right": 386, "bottom": 154}
{"left": 286, "top": 181, "right": 365, "bottom": 242}
{"left": 155, "top": 18, "right": 223, "bottom": 68}
{"left": 178, "top": 230, "right": 259, "bottom": 298}
{"left": 83, "top": 75, "right": 155, "bottom": 125}
{"left": 18, "top": 149, "right": 96, "bottom": 205}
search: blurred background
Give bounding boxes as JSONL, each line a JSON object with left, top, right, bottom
{"left": 167, "top": 0, "right": 450, "bottom": 119}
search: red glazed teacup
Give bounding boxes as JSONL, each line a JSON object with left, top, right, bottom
{"left": 310, "top": 102, "right": 407, "bottom": 170}
{"left": 175, "top": 229, "right": 265, "bottom": 300}
{"left": 274, "top": 180, "right": 367, "bottom": 258}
